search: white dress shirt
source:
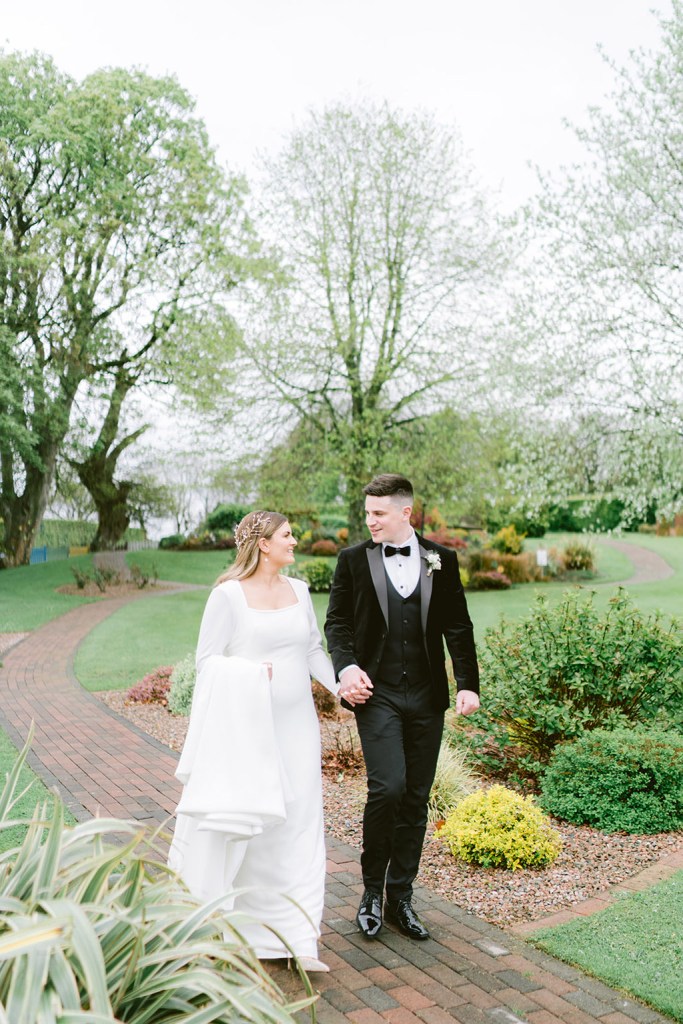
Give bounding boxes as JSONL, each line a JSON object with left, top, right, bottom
{"left": 382, "top": 529, "right": 420, "bottom": 597}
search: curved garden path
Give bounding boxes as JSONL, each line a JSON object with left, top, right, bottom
{"left": 596, "top": 538, "right": 674, "bottom": 586}
{"left": 0, "top": 588, "right": 677, "bottom": 1024}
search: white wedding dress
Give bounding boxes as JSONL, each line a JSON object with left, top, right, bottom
{"left": 168, "top": 576, "right": 338, "bottom": 960}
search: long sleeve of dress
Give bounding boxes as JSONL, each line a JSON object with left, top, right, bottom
{"left": 302, "top": 585, "right": 339, "bottom": 696}
{"left": 196, "top": 586, "right": 235, "bottom": 674}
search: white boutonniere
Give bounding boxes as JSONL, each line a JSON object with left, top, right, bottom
{"left": 424, "top": 551, "right": 442, "bottom": 576}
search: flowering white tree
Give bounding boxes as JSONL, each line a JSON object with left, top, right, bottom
{"left": 520, "top": 2, "right": 683, "bottom": 521}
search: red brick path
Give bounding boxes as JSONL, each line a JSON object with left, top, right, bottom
{"left": 0, "top": 598, "right": 675, "bottom": 1024}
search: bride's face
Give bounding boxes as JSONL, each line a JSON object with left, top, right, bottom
{"left": 265, "top": 521, "right": 297, "bottom": 567}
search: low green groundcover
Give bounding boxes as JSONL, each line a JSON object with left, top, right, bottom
{"left": 533, "top": 871, "right": 683, "bottom": 1022}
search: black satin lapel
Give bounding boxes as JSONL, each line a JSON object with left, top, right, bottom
{"left": 418, "top": 544, "right": 433, "bottom": 635}
{"left": 367, "top": 546, "right": 389, "bottom": 626}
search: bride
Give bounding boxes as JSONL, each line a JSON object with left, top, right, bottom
{"left": 168, "top": 511, "right": 341, "bottom": 973}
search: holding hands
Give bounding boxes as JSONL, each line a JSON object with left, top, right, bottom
{"left": 339, "top": 667, "right": 373, "bottom": 706}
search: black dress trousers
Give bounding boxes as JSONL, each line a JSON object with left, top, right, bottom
{"left": 354, "top": 678, "right": 444, "bottom": 902}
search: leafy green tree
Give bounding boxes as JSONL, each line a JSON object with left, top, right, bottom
{"left": 0, "top": 52, "right": 254, "bottom": 564}
{"left": 239, "top": 101, "right": 508, "bottom": 539}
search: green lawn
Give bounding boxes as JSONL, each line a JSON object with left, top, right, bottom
{"left": 467, "top": 533, "right": 681, "bottom": 637}
{"left": 0, "top": 730, "right": 76, "bottom": 852}
{"left": 0, "top": 555, "right": 97, "bottom": 631}
{"left": 533, "top": 870, "right": 683, "bottom": 1022}
{"left": 3, "top": 538, "right": 681, "bottom": 694}
{"left": 609, "top": 534, "right": 683, "bottom": 619}
{"left": 75, "top": 589, "right": 207, "bottom": 691}
{"left": 0, "top": 549, "right": 233, "bottom": 634}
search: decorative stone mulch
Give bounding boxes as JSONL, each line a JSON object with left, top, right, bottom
{"left": 92, "top": 690, "right": 683, "bottom": 928}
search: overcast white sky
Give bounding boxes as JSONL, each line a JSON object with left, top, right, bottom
{"left": 1, "top": 0, "right": 671, "bottom": 210}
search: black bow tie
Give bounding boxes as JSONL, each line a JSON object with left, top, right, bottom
{"left": 384, "top": 544, "right": 411, "bottom": 558}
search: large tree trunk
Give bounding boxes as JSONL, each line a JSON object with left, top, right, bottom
{"left": 0, "top": 451, "right": 58, "bottom": 567}
{"left": 87, "top": 481, "right": 133, "bottom": 551}
{"left": 347, "top": 487, "right": 366, "bottom": 544}
{"left": 71, "top": 365, "right": 147, "bottom": 552}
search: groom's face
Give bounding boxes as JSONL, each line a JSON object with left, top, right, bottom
{"left": 365, "top": 495, "right": 412, "bottom": 545}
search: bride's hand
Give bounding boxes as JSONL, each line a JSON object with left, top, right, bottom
{"left": 263, "top": 661, "right": 273, "bottom": 680}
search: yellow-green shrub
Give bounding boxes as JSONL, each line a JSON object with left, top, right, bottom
{"left": 491, "top": 524, "right": 525, "bottom": 554}
{"left": 438, "top": 784, "right": 562, "bottom": 870}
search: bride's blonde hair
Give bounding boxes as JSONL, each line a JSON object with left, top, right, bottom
{"left": 215, "top": 510, "right": 287, "bottom": 584}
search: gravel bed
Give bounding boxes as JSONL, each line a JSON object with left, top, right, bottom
{"left": 93, "top": 691, "right": 683, "bottom": 928}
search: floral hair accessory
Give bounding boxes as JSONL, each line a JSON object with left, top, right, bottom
{"left": 424, "top": 551, "right": 442, "bottom": 576}
{"left": 234, "top": 512, "right": 272, "bottom": 549}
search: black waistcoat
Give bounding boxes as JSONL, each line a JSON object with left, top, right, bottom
{"left": 376, "top": 571, "right": 429, "bottom": 685}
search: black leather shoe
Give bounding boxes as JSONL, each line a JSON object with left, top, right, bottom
{"left": 385, "top": 898, "right": 429, "bottom": 940}
{"left": 356, "top": 889, "right": 383, "bottom": 938}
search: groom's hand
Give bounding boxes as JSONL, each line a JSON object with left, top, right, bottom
{"left": 339, "top": 667, "right": 373, "bottom": 706}
{"left": 455, "top": 689, "right": 480, "bottom": 716}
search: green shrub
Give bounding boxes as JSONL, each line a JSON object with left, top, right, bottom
{"left": 159, "top": 533, "right": 184, "bottom": 549}
{"left": 490, "top": 524, "right": 525, "bottom": 554}
{"left": 167, "top": 653, "right": 196, "bottom": 716}
{"left": 205, "top": 502, "right": 252, "bottom": 533}
{"left": 457, "top": 590, "right": 683, "bottom": 785}
{"left": 291, "top": 559, "right": 335, "bottom": 592}
{"left": 318, "top": 512, "right": 347, "bottom": 532}
{"left": 130, "top": 560, "right": 158, "bottom": 588}
{"left": 297, "top": 529, "right": 313, "bottom": 553}
{"left": 465, "top": 549, "right": 497, "bottom": 573}
{"left": 540, "top": 728, "right": 683, "bottom": 834}
{"left": 428, "top": 741, "right": 479, "bottom": 824}
{"left": 36, "top": 519, "right": 147, "bottom": 547}
{"left": 70, "top": 567, "right": 91, "bottom": 589}
{"left": 547, "top": 498, "right": 625, "bottom": 533}
{"left": 0, "top": 733, "right": 306, "bottom": 1022}
{"left": 561, "top": 540, "right": 596, "bottom": 572}
{"left": 93, "top": 566, "right": 120, "bottom": 592}
{"left": 438, "top": 784, "right": 562, "bottom": 870}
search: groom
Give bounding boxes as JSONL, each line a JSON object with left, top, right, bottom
{"left": 325, "top": 473, "right": 480, "bottom": 941}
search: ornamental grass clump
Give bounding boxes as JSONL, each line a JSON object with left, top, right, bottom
{"left": 438, "top": 784, "right": 562, "bottom": 870}
{"left": 427, "top": 740, "right": 480, "bottom": 824}
{"left": 540, "top": 727, "right": 683, "bottom": 834}
{"left": 0, "top": 731, "right": 308, "bottom": 1023}
{"left": 167, "top": 652, "right": 197, "bottom": 715}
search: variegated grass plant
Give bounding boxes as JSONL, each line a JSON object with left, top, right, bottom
{"left": 0, "top": 729, "right": 314, "bottom": 1023}
{"left": 427, "top": 739, "right": 480, "bottom": 825}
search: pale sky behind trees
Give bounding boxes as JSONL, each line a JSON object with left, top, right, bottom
{"left": 1, "top": 0, "right": 672, "bottom": 210}
{"left": 1, "top": 1, "right": 675, "bottom": 531}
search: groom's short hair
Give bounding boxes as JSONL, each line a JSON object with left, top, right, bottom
{"left": 363, "top": 474, "right": 414, "bottom": 505}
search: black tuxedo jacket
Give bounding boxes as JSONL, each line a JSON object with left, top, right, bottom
{"left": 324, "top": 536, "right": 479, "bottom": 712}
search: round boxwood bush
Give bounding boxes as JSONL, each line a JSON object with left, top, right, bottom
{"left": 540, "top": 727, "right": 683, "bottom": 833}
{"left": 438, "top": 784, "right": 562, "bottom": 870}
{"left": 290, "top": 558, "right": 335, "bottom": 592}
{"left": 159, "top": 533, "right": 184, "bottom": 549}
